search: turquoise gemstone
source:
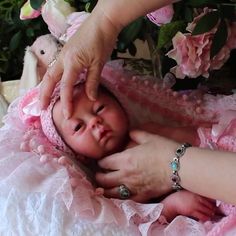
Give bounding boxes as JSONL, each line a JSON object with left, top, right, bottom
{"left": 171, "top": 161, "right": 179, "bottom": 171}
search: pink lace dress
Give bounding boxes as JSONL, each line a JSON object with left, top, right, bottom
{"left": 0, "top": 60, "right": 235, "bottom": 235}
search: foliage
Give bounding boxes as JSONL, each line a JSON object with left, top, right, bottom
{"left": 0, "top": 0, "right": 48, "bottom": 81}
{"left": 65, "top": 0, "right": 236, "bottom": 63}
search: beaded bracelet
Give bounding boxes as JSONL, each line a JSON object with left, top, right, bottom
{"left": 170, "top": 142, "right": 192, "bottom": 191}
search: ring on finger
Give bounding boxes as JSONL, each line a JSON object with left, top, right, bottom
{"left": 118, "top": 184, "right": 131, "bottom": 199}
{"left": 48, "top": 57, "right": 57, "bottom": 68}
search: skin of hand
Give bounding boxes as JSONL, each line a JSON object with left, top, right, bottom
{"left": 161, "top": 190, "right": 217, "bottom": 222}
{"left": 97, "top": 130, "right": 236, "bottom": 205}
{"left": 40, "top": 0, "right": 176, "bottom": 119}
{"left": 96, "top": 130, "right": 177, "bottom": 202}
{"left": 40, "top": 7, "right": 120, "bottom": 118}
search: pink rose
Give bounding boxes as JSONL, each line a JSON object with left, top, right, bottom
{"left": 167, "top": 31, "right": 231, "bottom": 79}
{"left": 166, "top": 8, "right": 231, "bottom": 79}
{"left": 146, "top": 5, "right": 174, "bottom": 26}
{"left": 167, "top": 32, "right": 211, "bottom": 78}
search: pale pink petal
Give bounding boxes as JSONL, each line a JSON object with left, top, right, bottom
{"left": 147, "top": 5, "right": 174, "bottom": 26}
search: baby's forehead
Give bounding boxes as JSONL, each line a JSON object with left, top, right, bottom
{"left": 74, "top": 85, "right": 112, "bottom": 100}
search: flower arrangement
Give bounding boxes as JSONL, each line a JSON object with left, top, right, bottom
{"left": 2, "top": 0, "right": 236, "bottom": 89}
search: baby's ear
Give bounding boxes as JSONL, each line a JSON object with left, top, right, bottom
{"left": 19, "top": 46, "right": 40, "bottom": 95}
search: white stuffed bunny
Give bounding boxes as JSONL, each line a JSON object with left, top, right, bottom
{"left": 0, "top": 87, "right": 8, "bottom": 127}
{"left": 19, "top": 34, "right": 62, "bottom": 95}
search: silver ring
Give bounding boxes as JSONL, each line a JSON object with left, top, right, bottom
{"left": 118, "top": 184, "right": 131, "bottom": 199}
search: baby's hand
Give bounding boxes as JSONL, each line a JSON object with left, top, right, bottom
{"left": 94, "top": 187, "right": 105, "bottom": 196}
{"left": 161, "top": 190, "right": 216, "bottom": 222}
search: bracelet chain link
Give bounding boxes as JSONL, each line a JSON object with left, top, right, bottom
{"left": 170, "top": 142, "right": 192, "bottom": 191}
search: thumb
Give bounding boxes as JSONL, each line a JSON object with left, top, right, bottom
{"left": 129, "top": 129, "right": 157, "bottom": 144}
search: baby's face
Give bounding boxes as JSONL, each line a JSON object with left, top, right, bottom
{"left": 53, "top": 87, "right": 129, "bottom": 159}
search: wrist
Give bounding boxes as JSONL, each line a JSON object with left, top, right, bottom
{"left": 95, "top": 0, "right": 176, "bottom": 29}
{"left": 92, "top": 0, "right": 124, "bottom": 34}
{"left": 157, "top": 140, "right": 177, "bottom": 195}
{"left": 89, "top": 6, "right": 120, "bottom": 51}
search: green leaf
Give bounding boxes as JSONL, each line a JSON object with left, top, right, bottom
{"left": 185, "top": 0, "right": 221, "bottom": 7}
{"left": 26, "top": 28, "right": 35, "bottom": 38}
{"left": 116, "top": 41, "right": 126, "bottom": 52}
{"left": 157, "top": 21, "right": 186, "bottom": 49}
{"left": 184, "top": 6, "right": 193, "bottom": 22}
{"left": 79, "top": 0, "right": 91, "bottom": 2}
{"left": 85, "top": 1, "right": 97, "bottom": 12}
{"left": 30, "top": 0, "right": 44, "bottom": 10}
{"left": 220, "top": 3, "right": 236, "bottom": 20}
{"left": 192, "top": 11, "right": 220, "bottom": 35}
{"left": 117, "top": 18, "right": 143, "bottom": 51}
{"left": 9, "top": 31, "right": 22, "bottom": 51}
{"left": 210, "top": 19, "right": 228, "bottom": 58}
{"left": 128, "top": 42, "right": 137, "bottom": 56}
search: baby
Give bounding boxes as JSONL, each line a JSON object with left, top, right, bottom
{"left": 40, "top": 83, "right": 216, "bottom": 222}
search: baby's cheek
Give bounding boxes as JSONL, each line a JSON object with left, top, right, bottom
{"left": 77, "top": 144, "right": 104, "bottom": 159}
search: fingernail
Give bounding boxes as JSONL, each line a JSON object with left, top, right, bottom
{"left": 90, "top": 90, "right": 97, "bottom": 101}
{"left": 63, "top": 109, "right": 70, "bottom": 119}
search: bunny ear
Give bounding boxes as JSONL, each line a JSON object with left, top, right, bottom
{"left": 19, "top": 47, "right": 41, "bottom": 96}
{"left": 0, "top": 93, "right": 8, "bottom": 127}
{"left": 18, "top": 87, "right": 41, "bottom": 125}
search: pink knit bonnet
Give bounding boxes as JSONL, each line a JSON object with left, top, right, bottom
{"left": 40, "top": 85, "right": 73, "bottom": 155}
{"left": 18, "top": 83, "right": 81, "bottom": 157}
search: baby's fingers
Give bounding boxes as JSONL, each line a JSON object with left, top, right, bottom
{"left": 192, "top": 211, "right": 212, "bottom": 222}
{"left": 193, "top": 204, "right": 216, "bottom": 221}
{"left": 201, "top": 198, "right": 216, "bottom": 211}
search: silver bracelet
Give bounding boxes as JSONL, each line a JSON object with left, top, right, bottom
{"left": 170, "top": 142, "right": 192, "bottom": 191}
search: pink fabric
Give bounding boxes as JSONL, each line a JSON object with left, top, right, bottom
{"left": 1, "top": 60, "right": 236, "bottom": 235}
{"left": 40, "top": 85, "right": 74, "bottom": 156}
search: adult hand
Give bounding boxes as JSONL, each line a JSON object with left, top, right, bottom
{"left": 96, "top": 130, "right": 178, "bottom": 202}
{"left": 40, "top": 8, "right": 120, "bottom": 118}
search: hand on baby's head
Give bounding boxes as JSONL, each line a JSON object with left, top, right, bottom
{"left": 52, "top": 85, "right": 129, "bottom": 159}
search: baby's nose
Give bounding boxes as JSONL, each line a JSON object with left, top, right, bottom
{"left": 89, "top": 116, "right": 103, "bottom": 129}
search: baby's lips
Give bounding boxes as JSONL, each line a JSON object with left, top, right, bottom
{"left": 99, "top": 129, "right": 112, "bottom": 145}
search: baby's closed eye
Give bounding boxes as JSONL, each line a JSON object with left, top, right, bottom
{"left": 74, "top": 123, "right": 83, "bottom": 132}
{"left": 95, "top": 105, "right": 105, "bottom": 114}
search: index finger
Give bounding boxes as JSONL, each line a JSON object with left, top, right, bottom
{"left": 98, "top": 152, "right": 125, "bottom": 170}
{"left": 85, "top": 61, "right": 104, "bottom": 101}
{"left": 40, "top": 59, "right": 63, "bottom": 109}
{"left": 60, "top": 63, "right": 84, "bottom": 119}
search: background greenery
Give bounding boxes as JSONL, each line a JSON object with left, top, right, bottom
{"left": 0, "top": 0, "right": 49, "bottom": 81}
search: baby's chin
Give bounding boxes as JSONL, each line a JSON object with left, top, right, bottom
{"left": 101, "top": 138, "right": 127, "bottom": 158}
{"left": 86, "top": 140, "right": 126, "bottom": 160}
